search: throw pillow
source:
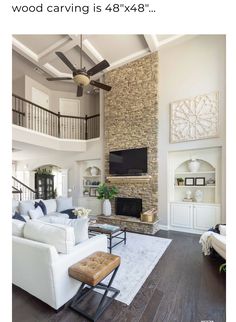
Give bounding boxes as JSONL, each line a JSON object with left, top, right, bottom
{"left": 12, "top": 219, "right": 25, "bottom": 237}
{"left": 12, "top": 212, "right": 26, "bottom": 222}
{"left": 56, "top": 197, "right": 73, "bottom": 212}
{"left": 219, "top": 225, "right": 226, "bottom": 236}
{"left": 19, "top": 200, "right": 35, "bottom": 216}
{"left": 29, "top": 206, "right": 44, "bottom": 220}
{"left": 34, "top": 200, "right": 47, "bottom": 215}
{"left": 23, "top": 221, "right": 75, "bottom": 254}
{"left": 43, "top": 199, "right": 57, "bottom": 214}
{"left": 60, "top": 208, "right": 76, "bottom": 219}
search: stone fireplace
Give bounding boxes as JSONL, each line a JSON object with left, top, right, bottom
{"left": 100, "top": 52, "right": 159, "bottom": 234}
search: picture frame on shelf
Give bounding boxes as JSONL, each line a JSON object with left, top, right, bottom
{"left": 195, "top": 177, "right": 205, "bottom": 186}
{"left": 89, "top": 187, "right": 97, "bottom": 197}
{"left": 185, "top": 177, "right": 194, "bottom": 186}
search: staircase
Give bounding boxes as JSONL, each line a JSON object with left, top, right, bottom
{"left": 12, "top": 176, "right": 36, "bottom": 201}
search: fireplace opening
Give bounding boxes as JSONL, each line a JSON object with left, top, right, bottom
{"left": 115, "top": 197, "right": 142, "bottom": 218}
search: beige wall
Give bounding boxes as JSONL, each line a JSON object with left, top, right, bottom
{"left": 158, "top": 35, "right": 226, "bottom": 226}
{"left": 13, "top": 73, "right": 99, "bottom": 116}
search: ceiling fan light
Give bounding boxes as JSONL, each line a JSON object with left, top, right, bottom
{"left": 73, "top": 74, "right": 90, "bottom": 86}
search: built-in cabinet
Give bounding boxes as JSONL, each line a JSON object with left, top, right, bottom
{"left": 168, "top": 148, "right": 222, "bottom": 234}
{"left": 170, "top": 202, "right": 221, "bottom": 233}
{"left": 77, "top": 160, "right": 102, "bottom": 216}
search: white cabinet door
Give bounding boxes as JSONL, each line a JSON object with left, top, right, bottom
{"left": 193, "top": 204, "right": 221, "bottom": 231}
{"left": 170, "top": 203, "right": 193, "bottom": 228}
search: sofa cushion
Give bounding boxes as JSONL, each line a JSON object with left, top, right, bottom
{"left": 39, "top": 212, "right": 69, "bottom": 220}
{"left": 29, "top": 206, "right": 44, "bottom": 220}
{"left": 12, "top": 219, "right": 25, "bottom": 237}
{"left": 19, "top": 200, "right": 35, "bottom": 216}
{"left": 43, "top": 199, "right": 57, "bottom": 214}
{"left": 12, "top": 212, "right": 26, "bottom": 222}
{"left": 56, "top": 197, "right": 73, "bottom": 212}
{"left": 35, "top": 200, "right": 47, "bottom": 215}
{"left": 23, "top": 221, "right": 75, "bottom": 254}
{"left": 38, "top": 216, "right": 88, "bottom": 244}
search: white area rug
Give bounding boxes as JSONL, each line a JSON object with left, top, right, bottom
{"left": 102, "top": 232, "right": 171, "bottom": 305}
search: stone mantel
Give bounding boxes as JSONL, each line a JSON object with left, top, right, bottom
{"left": 106, "top": 175, "right": 152, "bottom": 184}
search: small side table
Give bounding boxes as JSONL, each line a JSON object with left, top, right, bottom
{"left": 88, "top": 225, "right": 126, "bottom": 253}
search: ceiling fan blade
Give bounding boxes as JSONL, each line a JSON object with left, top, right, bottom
{"left": 77, "top": 86, "right": 83, "bottom": 97}
{"left": 56, "top": 52, "right": 77, "bottom": 72}
{"left": 46, "top": 77, "right": 72, "bottom": 81}
{"left": 90, "top": 80, "right": 112, "bottom": 91}
{"left": 87, "top": 60, "right": 110, "bottom": 76}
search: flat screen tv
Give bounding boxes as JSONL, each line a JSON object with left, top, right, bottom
{"left": 109, "top": 147, "right": 147, "bottom": 176}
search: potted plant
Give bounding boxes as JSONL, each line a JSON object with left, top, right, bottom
{"left": 177, "top": 177, "right": 184, "bottom": 186}
{"left": 96, "top": 183, "right": 118, "bottom": 216}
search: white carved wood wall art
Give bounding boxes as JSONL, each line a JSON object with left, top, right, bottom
{"left": 170, "top": 92, "right": 219, "bottom": 143}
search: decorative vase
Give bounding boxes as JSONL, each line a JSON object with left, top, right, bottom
{"left": 195, "top": 190, "right": 203, "bottom": 202}
{"left": 188, "top": 159, "right": 200, "bottom": 172}
{"left": 103, "top": 199, "right": 111, "bottom": 216}
{"left": 185, "top": 189, "right": 192, "bottom": 200}
{"left": 90, "top": 166, "right": 98, "bottom": 176}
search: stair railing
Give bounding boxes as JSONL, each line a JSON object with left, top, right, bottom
{"left": 12, "top": 176, "right": 36, "bottom": 201}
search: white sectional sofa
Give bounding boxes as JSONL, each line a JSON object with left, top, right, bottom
{"left": 12, "top": 197, "right": 107, "bottom": 309}
{"left": 12, "top": 198, "right": 72, "bottom": 221}
{"left": 12, "top": 233, "right": 107, "bottom": 309}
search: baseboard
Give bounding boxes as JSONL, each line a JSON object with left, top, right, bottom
{"left": 158, "top": 225, "right": 169, "bottom": 230}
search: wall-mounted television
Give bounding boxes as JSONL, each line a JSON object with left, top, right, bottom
{"left": 109, "top": 147, "right": 148, "bottom": 176}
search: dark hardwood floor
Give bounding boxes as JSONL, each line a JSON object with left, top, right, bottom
{"left": 12, "top": 230, "right": 226, "bottom": 322}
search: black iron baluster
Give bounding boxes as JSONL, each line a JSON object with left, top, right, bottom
{"left": 85, "top": 114, "right": 88, "bottom": 140}
{"left": 58, "top": 111, "right": 61, "bottom": 138}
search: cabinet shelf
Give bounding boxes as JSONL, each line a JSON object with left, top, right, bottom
{"left": 175, "top": 185, "right": 215, "bottom": 188}
{"left": 175, "top": 171, "right": 215, "bottom": 175}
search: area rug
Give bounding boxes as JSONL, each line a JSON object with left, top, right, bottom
{"left": 101, "top": 232, "right": 171, "bottom": 305}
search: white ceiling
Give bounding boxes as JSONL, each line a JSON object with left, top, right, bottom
{"left": 12, "top": 34, "right": 193, "bottom": 91}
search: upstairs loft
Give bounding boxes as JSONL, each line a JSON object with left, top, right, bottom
{"left": 12, "top": 94, "right": 100, "bottom": 151}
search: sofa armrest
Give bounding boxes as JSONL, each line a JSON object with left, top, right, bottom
{"left": 50, "top": 234, "right": 107, "bottom": 308}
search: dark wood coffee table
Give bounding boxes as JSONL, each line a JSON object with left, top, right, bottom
{"left": 88, "top": 224, "right": 126, "bottom": 253}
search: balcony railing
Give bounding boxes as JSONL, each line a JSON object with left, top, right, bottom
{"left": 12, "top": 94, "right": 100, "bottom": 140}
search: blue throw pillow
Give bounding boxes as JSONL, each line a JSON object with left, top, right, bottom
{"left": 35, "top": 200, "right": 47, "bottom": 215}
{"left": 12, "top": 212, "right": 26, "bottom": 222}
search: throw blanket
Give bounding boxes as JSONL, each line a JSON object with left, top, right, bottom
{"left": 199, "top": 231, "right": 214, "bottom": 255}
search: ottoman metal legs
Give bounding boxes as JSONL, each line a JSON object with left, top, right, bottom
{"left": 70, "top": 266, "right": 120, "bottom": 322}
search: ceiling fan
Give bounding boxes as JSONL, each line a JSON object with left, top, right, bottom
{"left": 46, "top": 36, "right": 112, "bottom": 97}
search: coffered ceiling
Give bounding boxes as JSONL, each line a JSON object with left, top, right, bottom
{"left": 12, "top": 34, "right": 194, "bottom": 91}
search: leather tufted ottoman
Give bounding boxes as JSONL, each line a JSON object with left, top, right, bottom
{"left": 69, "top": 251, "right": 120, "bottom": 321}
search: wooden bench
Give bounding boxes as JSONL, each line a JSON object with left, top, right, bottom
{"left": 69, "top": 251, "right": 120, "bottom": 321}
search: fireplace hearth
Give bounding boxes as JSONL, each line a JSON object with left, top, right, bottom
{"left": 115, "top": 197, "right": 142, "bottom": 218}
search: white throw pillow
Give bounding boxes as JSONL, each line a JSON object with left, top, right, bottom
{"left": 12, "top": 199, "right": 19, "bottom": 215}
{"left": 56, "top": 197, "right": 73, "bottom": 212}
{"left": 29, "top": 206, "right": 44, "bottom": 220}
{"left": 12, "top": 219, "right": 25, "bottom": 237}
{"left": 19, "top": 200, "right": 35, "bottom": 216}
{"left": 23, "top": 221, "right": 75, "bottom": 254}
{"left": 219, "top": 225, "right": 226, "bottom": 236}
{"left": 43, "top": 199, "right": 57, "bottom": 214}
{"left": 39, "top": 216, "right": 88, "bottom": 244}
